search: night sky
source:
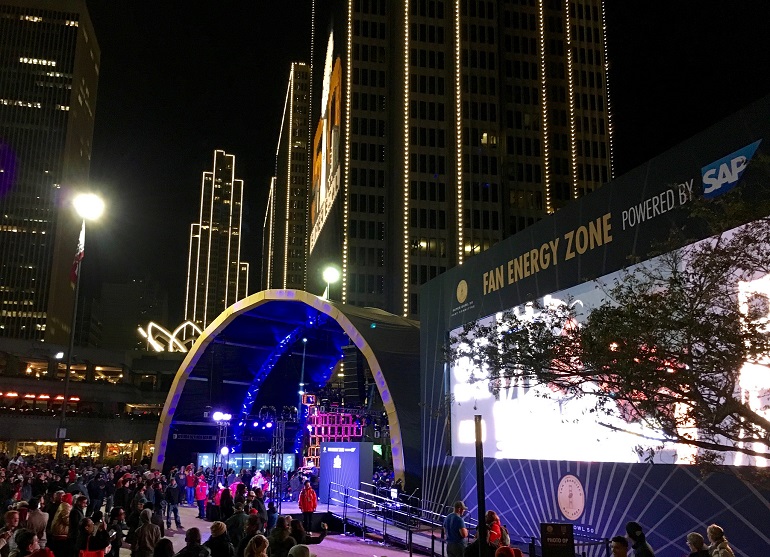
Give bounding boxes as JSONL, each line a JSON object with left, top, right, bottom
{"left": 81, "top": 1, "right": 770, "bottom": 322}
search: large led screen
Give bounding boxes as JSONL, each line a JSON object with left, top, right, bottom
{"left": 449, "top": 222, "right": 770, "bottom": 466}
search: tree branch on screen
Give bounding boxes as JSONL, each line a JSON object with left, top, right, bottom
{"left": 447, "top": 217, "right": 770, "bottom": 468}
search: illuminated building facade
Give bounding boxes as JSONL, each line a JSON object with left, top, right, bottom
{"left": 185, "top": 150, "right": 249, "bottom": 330}
{"left": 263, "top": 63, "right": 311, "bottom": 290}
{"left": 306, "top": 0, "right": 612, "bottom": 318}
{"left": 0, "top": 0, "right": 100, "bottom": 342}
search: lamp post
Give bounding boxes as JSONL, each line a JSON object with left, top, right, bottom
{"left": 212, "top": 411, "right": 232, "bottom": 481}
{"left": 321, "top": 266, "right": 340, "bottom": 300}
{"left": 56, "top": 193, "right": 104, "bottom": 461}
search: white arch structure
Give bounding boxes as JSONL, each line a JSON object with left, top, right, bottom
{"left": 152, "top": 290, "right": 412, "bottom": 484}
{"left": 138, "top": 320, "right": 203, "bottom": 352}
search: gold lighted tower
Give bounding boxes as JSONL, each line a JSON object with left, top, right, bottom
{"left": 263, "top": 63, "right": 311, "bottom": 290}
{"left": 185, "top": 150, "right": 249, "bottom": 330}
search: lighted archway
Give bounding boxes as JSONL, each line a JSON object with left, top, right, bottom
{"left": 152, "top": 290, "right": 420, "bottom": 485}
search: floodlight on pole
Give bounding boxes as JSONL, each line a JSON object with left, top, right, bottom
{"left": 57, "top": 193, "right": 104, "bottom": 461}
{"left": 321, "top": 266, "right": 341, "bottom": 300}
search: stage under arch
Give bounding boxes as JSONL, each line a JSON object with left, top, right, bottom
{"left": 152, "top": 290, "right": 420, "bottom": 486}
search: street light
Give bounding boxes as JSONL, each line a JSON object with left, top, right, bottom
{"left": 322, "top": 266, "right": 340, "bottom": 300}
{"left": 212, "top": 411, "right": 232, "bottom": 476}
{"left": 57, "top": 193, "right": 104, "bottom": 461}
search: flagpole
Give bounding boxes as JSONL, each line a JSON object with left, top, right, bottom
{"left": 57, "top": 221, "right": 85, "bottom": 462}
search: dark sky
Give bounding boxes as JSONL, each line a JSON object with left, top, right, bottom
{"left": 81, "top": 1, "right": 770, "bottom": 322}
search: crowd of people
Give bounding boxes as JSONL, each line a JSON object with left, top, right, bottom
{"left": 442, "top": 500, "right": 737, "bottom": 557}
{"left": 0, "top": 452, "right": 329, "bottom": 557}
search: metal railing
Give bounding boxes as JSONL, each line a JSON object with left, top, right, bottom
{"left": 326, "top": 481, "right": 486, "bottom": 557}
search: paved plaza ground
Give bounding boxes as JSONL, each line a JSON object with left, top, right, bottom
{"left": 119, "top": 502, "right": 415, "bottom": 557}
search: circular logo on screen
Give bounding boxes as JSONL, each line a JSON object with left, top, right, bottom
{"left": 557, "top": 474, "right": 585, "bottom": 520}
{"left": 456, "top": 280, "right": 468, "bottom": 303}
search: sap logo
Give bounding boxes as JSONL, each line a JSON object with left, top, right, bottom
{"left": 702, "top": 139, "right": 762, "bottom": 199}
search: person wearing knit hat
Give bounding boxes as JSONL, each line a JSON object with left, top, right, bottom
{"left": 706, "top": 524, "right": 735, "bottom": 557}
{"left": 131, "top": 509, "right": 161, "bottom": 557}
{"left": 204, "top": 522, "right": 234, "bottom": 557}
{"left": 60, "top": 494, "right": 73, "bottom": 506}
{"left": 625, "top": 521, "right": 655, "bottom": 557}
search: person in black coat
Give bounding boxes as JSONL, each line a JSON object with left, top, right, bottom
{"left": 75, "top": 517, "right": 111, "bottom": 554}
{"left": 288, "top": 521, "right": 326, "bottom": 546}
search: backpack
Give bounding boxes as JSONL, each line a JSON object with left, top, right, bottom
{"left": 500, "top": 525, "right": 511, "bottom": 547}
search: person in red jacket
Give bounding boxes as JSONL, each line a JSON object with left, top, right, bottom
{"left": 194, "top": 476, "right": 209, "bottom": 519}
{"left": 298, "top": 481, "right": 317, "bottom": 533}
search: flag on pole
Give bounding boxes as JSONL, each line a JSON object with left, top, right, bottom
{"left": 69, "top": 222, "right": 85, "bottom": 288}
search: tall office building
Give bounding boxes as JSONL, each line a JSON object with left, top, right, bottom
{"left": 263, "top": 63, "right": 311, "bottom": 290}
{"left": 0, "top": 0, "right": 100, "bottom": 342}
{"left": 304, "top": 0, "right": 612, "bottom": 318}
{"left": 185, "top": 150, "right": 249, "bottom": 330}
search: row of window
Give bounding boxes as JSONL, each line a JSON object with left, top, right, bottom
{"left": 412, "top": 74, "right": 446, "bottom": 96}
{"left": 464, "top": 181, "right": 500, "bottom": 203}
{"left": 411, "top": 0, "right": 446, "bottom": 18}
{"left": 348, "top": 273, "right": 385, "bottom": 295}
{"left": 572, "top": 24, "right": 603, "bottom": 45}
{"left": 350, "top": 167, "right": 386, "bottom": 188}
{"left": 352, "top": 93, "right": 386, "bottom": 112}
{"left": 463, "top": 1, "right": 495, "bottom": 19}
{"left": 574, "top": 46, "right": 602, "bottom": 66}
{"left": 413, "top": 23, "right": 446, "bottom": 44}
{"left": 410, "top": 208, "right": 447, "bottom": 230}
{"left": 411, "top": 237, "right": 448, "bottom": 259}
{"left": 411, "top": 181, "right": 448, "bottom": 202}
{"left": 351, "top": 117, "right": 385, "bottom": 137}
{"left": 348, "top": 219, "right": 386, "bottom": 241}
{"left": 352, "top": 68, "right": 386, "bottom": 88}
{"left": 506, "top": 60, "right": 539, "bottom": 80}
{"left": 349, "top": 247, "right": 385, "bottom": 267}
{"left": 578, "top": 139, "right": 608, "bottom": 159}
{"left": 505, "top": 35, "right": 538, "bottom": 56}
{"left": 509, "top": 189, "right": 543, "bottom": 210}
{"left": 577, "top": 70, "right": 603, "bottom": 89}
{"left": 410, "top": 99, "right": 446, "bottom": 121}
{"left": 461, "top": 49, "right": 496, "bottom": 71}
{"left": 411, "top": 48, "right": 446, "bottom": 70}
{"left": 410, "top": 264, "right": 447, "bottom": 286}
{"left": 464, "top": 208, "right": 500, "bottom": 230}
{"left": 351, "top": 142, "right": 385, "bottom": 163}
{"left": 505, "top": 11, "right": 537, "bottom": 31}
{"left": 353, "top": 0, "right": 386, "bottom": 15}
{"left": 463, "top": 24, "right": 495, "bottom": 43}
{"left": 353, "top": 44, "right": 386, "bottom": 64}
{"left": 353, "top": 20, "right": 386, "bottom": 39}
{"left": 579, "top": 163, "right": 609, "bottom": 183}
{"left": 465, "top": 153, "right": 499, "bottom": 176}
{"left": 350, "top": 194, "right": 385, "bottom": 214}
{"left": 571, "top": 2, "right": 601, "bottom": 22}
{"left": 411, "top": 126, "right": 446, "bottom": 148}
{"left": 575, "top": 92, "right": 605, "bottom": 112}
{"left": 410, "top": 153, "right": 447, "bottom": 175}
{"left": 463, "top": 100, "right": 498, "bottom": 122}
{"left": 463, "top": 74, "right": 496, "bottom": 96}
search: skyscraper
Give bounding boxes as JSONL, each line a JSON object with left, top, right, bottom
{"left": 185, "top": 150, "right": 249, "bottom": 330}
{"left": 0, "top": 0, "right": 100, "bottom": 342}
{"left": 263, "top": 62, "right": 311, "bottom": 290}
{"left": 304, "top": 0, "right": 612, "bottom": 318}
